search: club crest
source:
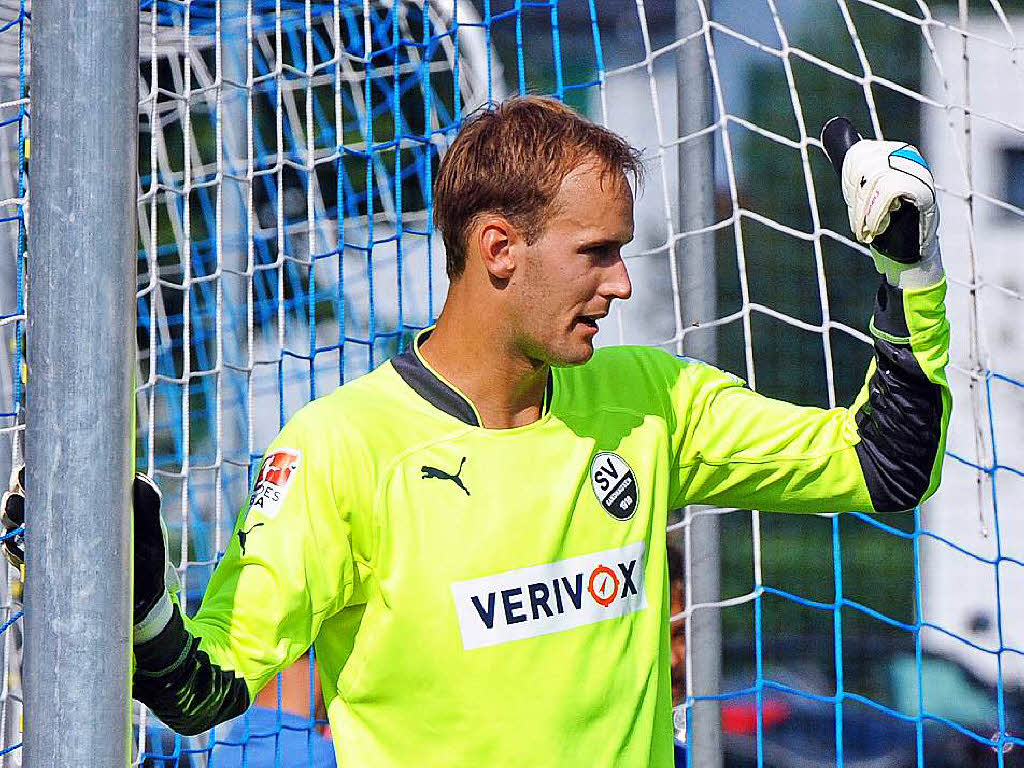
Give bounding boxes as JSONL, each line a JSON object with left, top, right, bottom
{"left": 589, "top": 452, "right": 639, "bottom": 521}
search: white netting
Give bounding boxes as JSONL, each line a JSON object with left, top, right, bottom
{"left": 1, "top": 0, "right": 1023, "bottom": 765}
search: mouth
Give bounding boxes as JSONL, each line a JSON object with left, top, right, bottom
{"left": 575, "top": 313, "right": 606, "bottom": 332}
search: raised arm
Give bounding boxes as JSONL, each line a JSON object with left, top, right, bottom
{"left": 671, "top": 135, "right": 950, "bottom": 514}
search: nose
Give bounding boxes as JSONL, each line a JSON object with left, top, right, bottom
{"left": 602, "top": 256, "right": 632, "bottom": 301}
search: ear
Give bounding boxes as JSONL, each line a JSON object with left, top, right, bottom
{"left": 476, "top": 216, "right": 518, "bottom": 281}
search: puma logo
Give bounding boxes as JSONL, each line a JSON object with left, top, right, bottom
{"left": 238, "top": 522, "right": 264, "bottom": 555}
{"left": 421, "top": 457, "right": 470, "bottom": 496}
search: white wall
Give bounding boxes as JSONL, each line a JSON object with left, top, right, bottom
{"left": 920, "top": 13, "right": 1024, "bottom": 685}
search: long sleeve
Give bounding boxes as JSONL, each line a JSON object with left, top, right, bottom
{"left": 671, "top": 277, "right": 951, "bottom": 514}
{"left": 133, "top": 397, "right": 374, "bottom": 734}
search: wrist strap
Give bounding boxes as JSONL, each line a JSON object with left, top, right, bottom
{"left": 134, "top": 589, "right": 173, "bottom": 645}
{"left": 871, "top": 241, "right": 944, "bottom": 291}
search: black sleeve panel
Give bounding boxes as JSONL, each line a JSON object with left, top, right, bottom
{"left": 854, "top": 280, "right": 945, "bottom": 513}
{"left": 871, "top": 273, "right": 911, "bottom": 339}
{"left": 133, "top": 604, "right": 251, "bottom": 736}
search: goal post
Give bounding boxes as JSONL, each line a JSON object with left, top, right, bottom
{"left": 23, "top": 0, "right": 138, "bottom": 764}
{"left": 5, "top": 0, "right": 1024, "bottom": 766}
{"left": 676, "top": 1, "right": 721, "bottom": 766}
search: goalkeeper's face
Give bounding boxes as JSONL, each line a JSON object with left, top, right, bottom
{"left": 513, "top": 162, "right": 634, "bottom": 366}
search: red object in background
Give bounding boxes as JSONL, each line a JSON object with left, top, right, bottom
{"left": 721, "top": 700, "right": 791, "bottom": 735}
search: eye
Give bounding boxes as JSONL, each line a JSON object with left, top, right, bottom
{"left": 582, "top": 243, "right": 618, "bottom": 262}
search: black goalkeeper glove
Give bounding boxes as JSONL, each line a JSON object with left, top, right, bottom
{"left": 2, "top": 468, "right": 176, "bottom": 637}
{"left": 133, "top": 473, "right": 172, "bottom": 626}
{"left": 2, "top": 465, "right": 25, "bottom": 570}
{"left": 132, "top": 473, "right": 180, "bottom": 643}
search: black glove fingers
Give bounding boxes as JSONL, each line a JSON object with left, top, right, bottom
{"left": 2, "top": 468, "right": 25, "bottom": 569}
{"left": 2, "top": 491, "right": 23, "bottom": 528}
{"left": 1, "top": 499, "right": 24, "bottom": 569}
{"left": 4, "top": 535, "right": 23, "bottom": 568}
{"left": 132, "top": 473, "right": 168, "bottom": 622}
{"left": 133, "top": 474, "right": 164, "bottom": 552}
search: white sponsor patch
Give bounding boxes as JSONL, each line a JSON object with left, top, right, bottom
{"left": 247, "top": 449, "right": 301, "bottom": 520}
{"left": 450, "top": 542, "right": 646, "bottom": 650}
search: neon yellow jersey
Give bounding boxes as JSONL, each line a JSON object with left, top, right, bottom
{"left": 134, "top": 278, "right": 951, "bottom": 766}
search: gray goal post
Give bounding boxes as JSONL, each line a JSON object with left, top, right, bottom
{"left": 677, "top": 1, "right": 723, "bottom": 767}
{"left": 23, "top": 0, "right": 139, "bottom": 765}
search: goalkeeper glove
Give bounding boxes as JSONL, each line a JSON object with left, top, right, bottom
{"left": 841, "top": 139, "right": 943, "bottom": 290}
{"left": 1, "top": 467, "right": 177, "bottom": 641}
{"left": 133, "top": 473, "right": 180, "bottom": 643}
{"left": 2, "top": 466, "right": 25, "bottom": 569}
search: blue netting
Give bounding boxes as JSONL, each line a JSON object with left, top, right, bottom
{"left": 134, "top": 0, "right": 489, "bottom": 763}
{"left": 5, "top": 0, "right": 1023, "bottom": 765}
{"left": 0, "top": 0, "right": 27, "bottom": 758}
{"left": 127, "top": 1, "right": 1024, "bottom": 765}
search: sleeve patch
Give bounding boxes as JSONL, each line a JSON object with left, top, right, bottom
{"left": 248, "top": 449, "right": 302, "bottom": 520}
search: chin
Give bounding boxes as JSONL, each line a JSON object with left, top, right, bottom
{"left": 548, "top": 342, "right": 596, "bottom": 367}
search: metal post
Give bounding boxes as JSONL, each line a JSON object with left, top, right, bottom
{"left": 218, "top": 0, "right": 249, "bottom": 545}
{"left": 676, "top": 0, "right": 722, "bottom": 766}
{"left": 0, "top": 76, "right": 23, "bottom": 767}
{"left": 23, "top": 0, "right": 138, "bottom": 764}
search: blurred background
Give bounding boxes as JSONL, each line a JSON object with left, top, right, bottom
{"left": 1, "top": 0, "right": 1023, "bottom": 765}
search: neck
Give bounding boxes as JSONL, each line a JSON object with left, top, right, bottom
{"left": 419, "top": 297, "right": 549, "bottom": 430}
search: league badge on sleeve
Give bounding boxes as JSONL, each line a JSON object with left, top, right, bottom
{"left": 248, "top": 449, "right": 302, "bottom": 519}
{"left": 590, "top": 452, "right": 639, "bottom": 521}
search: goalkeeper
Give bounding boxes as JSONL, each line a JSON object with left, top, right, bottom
{"left": 6, "top": 97, "right": 950, "bottom": 767}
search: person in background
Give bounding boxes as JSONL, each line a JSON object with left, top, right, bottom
{"left": 668, "top": 542, "right": 686, "bottom": 709}
{"left": 209, "top": 653, "right": 335, "bottom": 768}
{"left": 667, "top": 542, "right": 687, "bottom": 766}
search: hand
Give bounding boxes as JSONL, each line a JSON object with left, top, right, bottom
{"left": 133, "top": 474, "right": 183, "bottom": 646}
{"left": 133, "top": 473, "right": 171, "bottom": 625}
{"left": 1, "top": 465, "right": 25, "bottom": 570}
{"left": 841, "top": 140, "right": 943, "bottom": 290}
{"left": 1, "top": 467, "right": 176, "bottom": 637}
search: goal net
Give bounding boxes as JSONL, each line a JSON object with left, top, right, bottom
{"left": 0, "top": 0, "right": 1023, "bottom": 765}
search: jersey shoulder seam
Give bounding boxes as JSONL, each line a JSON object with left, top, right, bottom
{"left": 555, "top": 404, "right": 659, "bottom": 422}
{"left": 373, "top": 426, "right": 479, "bottom": 501}
{"left": 288, "top": 391, "right": 385, "bottom": 579}
{"left": 681, "top": 434, "right": 863, "bottom": 467}
{"left": 369, "top": 425, "right": 478, "bottom": 568}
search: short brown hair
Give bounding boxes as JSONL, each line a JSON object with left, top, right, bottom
{"left": 433, "top": 96, "right": 643, "bottom": 278}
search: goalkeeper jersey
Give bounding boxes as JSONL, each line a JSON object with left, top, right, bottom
{"left": 134, "top": 278, "right": 951, "bottom": 767}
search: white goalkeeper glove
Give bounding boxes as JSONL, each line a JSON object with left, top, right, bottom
{"left": 841, "top": 140, "right": 943, "bottom": 290}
